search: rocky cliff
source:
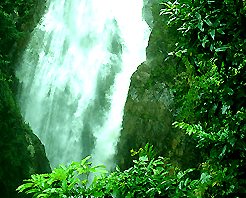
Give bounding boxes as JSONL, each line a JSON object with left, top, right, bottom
{"left": 116, "top": 2, "right": 200, "bottom": 170}
{"left": 0, "top": 1, "right": 51, "bottom": 197}
{"left": 0, "top": 78, "right": 51, "bottom": 198}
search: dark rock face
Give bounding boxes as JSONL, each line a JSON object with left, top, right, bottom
{"left": 0, "top": 1, "right": 51, "bottom": 197}
{"left": 0, "top": 78, "right": 51, "bottom": 198}
{"left": 116, "top": 2, "right": 200, "bottom": 171}
{"left": 116, "top": 63, "right": 200, "bottom": 171}
{"left": 116, "top": 62, "right": 174, "bottom": 170}
{"left": 26, "top": 132, "right": 51, "bottom": 175}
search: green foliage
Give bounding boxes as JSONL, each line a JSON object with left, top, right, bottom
{"left": 17, "top": 156, "right": 108, "bottom": 198}
{"left": 18, "top": 144, "right": 232, "bottom": 198}
{"left": 160, "top": 0, "right": 246, "bottom": 121}
{"left": 130, "top": 142, "right": 157, "bottom": 160}
{"left": 160, "top": 0, "right": 246, "bottom": 196}
{"left": 97, "top": 153, "right": 198, "bottom": 198}
{"left": 0, "top": 0, "right": 46, "bottom": 77}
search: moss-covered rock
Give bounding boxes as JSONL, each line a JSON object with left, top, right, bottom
{"left": 0, "top": 75, "right": 51, "bottom": 198}
{"left": 0, "top": 1, "right": 50, "bottom": 197}
{"left": 116, "top": 2, "right": 201, "bottom": 171}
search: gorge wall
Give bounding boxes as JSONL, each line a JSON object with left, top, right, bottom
{"left": 116, "top": 2, "right": 201, "bottom": 171}
{"left": 0, "top": 80, "right": 51, "bottom": 197}
{"left": 0, "top": 1, "right": 51, "bottom": 197}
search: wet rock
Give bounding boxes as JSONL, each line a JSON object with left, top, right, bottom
{"left": 116, "top": 2, "right": 200, "bottom": 171}
{"left": 0, "top": 78, "right": 51, "bottom": 198}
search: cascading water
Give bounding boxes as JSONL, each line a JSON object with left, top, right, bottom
{"left": 16, "top": 0, "right": 150, "bottom": 169}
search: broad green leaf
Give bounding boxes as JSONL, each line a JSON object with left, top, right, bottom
{"left": 210, "top": 43, "right": 214, "bottom": 51}
{"left": 195, "top": 12, "right": 201, "bottom": 20}
{"left": 153, "top": 160, "right": 165, "bottom": 166}
{"left": 228, "top": 137, "right": 236, "bottom": 147}
{"left": 37, "top": 194, "right": 48, "bottom": 198}
{"left": 90, "top": 168, "right": 108, "bottom": 174}
{"left": 59, "top": 164, "right": 67, "bottom": 170}
{"left": 210, "top": 29, "right": 215, "bottom": 40}
{"left": 204, "top": 18, "right": 213, "bottom": 26}
{"left": 139, "top": 156, "right": 148, "bottom": 161}
{"left": 116, "top": 165, "right": 121, "bottom": 172}
{"left": 200, "top": 172, "right": 212, "bottom": 184}
{"left": 218, "top": 145, "right": 227, "bottom": 159}
{"left": 69, "top": 161, "right": 80, "bottom": 167}
{"left": 184, "top": 178, "right": 190, "bottom": 186}
{"left": 217, "top": 28, "right": 225, "bottom": 34}
{"left": 177, "top": 172, "right": 185, "bottom": 180}
{"left": 202, "top": 35, "right": 208, "bottom": 47}
{"left": 47, "top": 178, "right": 55, "bottom": 185}
{"left": 225, "top": 87, "right": 234, "bottom": 95}
{"left": 215, "top": 46, "right": 228, "bottom": 52}
{"left": 68, "top": 178, "right": 79, "bottom": 189}
{"left": 184, "top": 168, "right": 195, "bottom": 174}
{"left": 25, "top": 188, "right": 40, "bottom": 194}
{"left": 91, "top": 164, "right": 106, "bottom": 169}
{"left": 81, "top": 156, "right": 91, "bottom": 164}
{"left": 198, "top": 21, "right": 204, "bottom": 31}
{"left": 77, "top": 167, "right": 87, "bottom": 174}
{"left": 43, "top": 188, "right": 58, "bottom": 193}
{"left": 31, "top": 174, "right": 38, "bottom": 181}
{"left": 62, "top": 179, "right": 67, "bottom": 191}
{"left": 179, "top": 180, "right": 184, "bottom": 189}
{"left": 16, "top": 183, "right": 34, "bottom": 192}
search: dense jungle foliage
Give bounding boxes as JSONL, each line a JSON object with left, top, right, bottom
{"left": 15, "top": 143, "right": 244, "bottom": 198}
{"left": 16, "top": 144, "right": 215, "bottom": 198}
{"left": 161, "top": 0, "right": 246, "bottom": 197}
{"left": 0, "top": 0, "right": 45, "bottom": 80}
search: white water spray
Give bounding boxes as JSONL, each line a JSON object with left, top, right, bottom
{"left": 17, "top": 0, "right": 150, "bottom": 169}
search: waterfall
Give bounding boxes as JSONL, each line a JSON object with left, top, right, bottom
{"left": 16, "top": 0, "right": 150, "bottom": 169}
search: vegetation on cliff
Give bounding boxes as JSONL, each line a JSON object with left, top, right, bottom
{"left": 0, "top": 1, "right": 50, "bottom": 197}
{"left": 0, "top": 0, "right": 46, "bottom": 77}
{"left": 160, "top": 0, "right": 246, "bottom": 197}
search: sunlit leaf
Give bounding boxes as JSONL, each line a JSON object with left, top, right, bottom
{"left": 195, "top": 12, "right": 201, "bottom": 20}
{"left": 215, "top": 46, "right": 228, "bottom": 52}
{"left": 218, "top": 145, "right": 227, "bottom": 159}
{"left": 210, "top": 29, "right": 215, "bottom": 40}
{"left": 139, "top": 156, "right": 148, "bottom": 161}
{"left": 204, "top": 18, "right": 213, "bottom": 26}
{"left": 197, "top": 21, "right": 204, "bottom": 32}
{"left": 16, "top": 183, "right": 34, "bottom": 192}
